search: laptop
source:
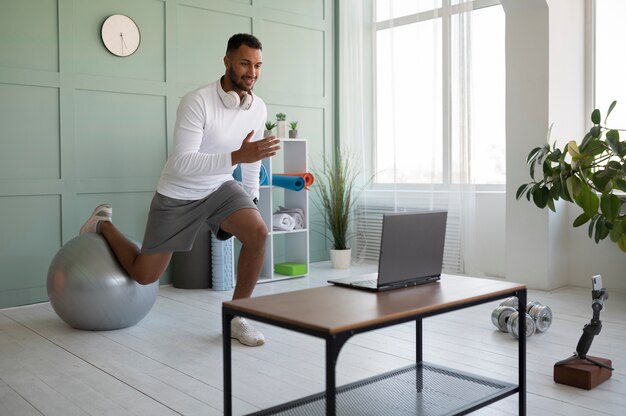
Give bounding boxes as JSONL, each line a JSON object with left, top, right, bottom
{"left": 327, "top": 211, "right": 447, "bottom": 292}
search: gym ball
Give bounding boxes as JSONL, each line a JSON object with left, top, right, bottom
{"left": 47, "top": 233, "right": 159, "bottom": 331}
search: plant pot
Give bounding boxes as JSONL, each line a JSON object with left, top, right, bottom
{"left": 277, "top": 120, "right": 287, "bottom": 138}
{"left": 330, "top": 248, "right": 351, "bottom": 269}
{"left": 289, "top": 129, "right": 298, "bottom": 138}
{"left": 263, "top": 129, "right": 273, "bottom": 137}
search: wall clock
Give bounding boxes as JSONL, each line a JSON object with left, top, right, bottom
{"left": 101, "top": 14, "right": 141, "bottom": 57}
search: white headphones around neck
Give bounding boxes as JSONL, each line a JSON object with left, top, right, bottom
{"left": 217, "top": 80, "right": 253, "bottom": 110}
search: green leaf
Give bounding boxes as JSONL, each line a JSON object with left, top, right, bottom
{"left": 590, "top": 125, "right": 602, "bottom": 138}
{"left": 605, "top": 100, "right": 617, "bottom": 123}
{"left": 547, "top": 197, "right": 556, "bottom": 212}
{"left": 526, "top": 147, "right": 542, "bottom": 164}
{"left": 560, "top": 180, "right": 573, "bottom": 202}
{"left": 566, "top": 176, "right": 582, "bottom": 200}
{"left": 606, "top": 129, "right": 619, "bottom": 140}
{"left": 606, "top": 160, "right": 622, "bottom": 178}
{"left": 550, "top": 180, "right": 561, "bottom": 200}
{"left": 588, "top": 215, "right": 599, "bottom": 239}
{"left": 575, "top": 182, "right": 599, "bottom": 217}
{"left": 515, "top": 184, "right": 528, "bottom": 200}
{"left": 583, "top": 139, "right": 606, "bottom": 157}
{"left": 600, "top": 194, "right": 621, "bottom": 220}
{"left": 542, "top": 161, "right": 554, "bottom": 177}
{"left": 592, "top": 171, "right": 611, "bottom": 191}
{"left": 606, "top": 130, "right": 621, "bottom": 155}
{"left": 591, "top": 108, "right": 601, "bottom": 124}
{"left": 567, "top": 140, "right": 581, "bottom": 157}
{"left": 532, "top": 186, "right": 550, "bottom": 209}
{"left": 595, "top": 218, "right": 610, "bottom": 243}
{"left": 547, "top": 148, "right": 562, "bottom": 162}
{"left": 618, "top": 235, "right": 626, "bottom": 252}
{"left": 609, "top": 218, "right": 623, "bottom": 242}
{"left": 573, "top": 213, "right": 590, "bottom": 227}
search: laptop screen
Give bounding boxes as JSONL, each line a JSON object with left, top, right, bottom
{"left": 377, "top": 211, "right": 447, "bottom": 287}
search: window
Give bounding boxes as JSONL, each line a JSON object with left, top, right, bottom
{"left": 594, "top": 0, "right": 626, "bottom": 126}
{"left": 374, "top": 0, "right": 505, "bottom": 185}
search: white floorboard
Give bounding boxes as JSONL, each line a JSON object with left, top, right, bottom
{"left": 1, "top": 261, "right": 624, "bottom": 415}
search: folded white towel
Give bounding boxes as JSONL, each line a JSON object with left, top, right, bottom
{"left": 276, "top": 206, "right": 305, "bottom": 229}
{"left": 273, "top": 213, "right": 296, "bottom": 231}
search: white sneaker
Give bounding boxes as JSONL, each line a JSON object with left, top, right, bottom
{"left": 231, "top": 317, "right": 265, "bottom": 346}
{"left": 79, "top": 204, "right": 112, "bottom": 235}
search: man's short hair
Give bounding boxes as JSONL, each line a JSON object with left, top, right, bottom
{"left": 226, "top": 33, "right": 262, "bottom": 54}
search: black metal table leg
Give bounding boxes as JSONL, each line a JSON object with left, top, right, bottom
{"left": 517, "top": 289, "right": 527, "bottom": 416}
{"left": 416, "top": 318, "right": 423, "bottom": 363}
{"left": 325, "top": 338, "right": 337, "bottom": 415}
{"left": 223, "top": 311, "right": 233, "bottom": 416}
{"left": 416, "top": 318, "right": 423, "bottom": 392}
{"left": 325, "top": 332, "right": 352, "bottom": 416}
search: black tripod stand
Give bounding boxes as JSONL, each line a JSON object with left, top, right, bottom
{"left": 555, "top": 288, "right": 614, "bottom": 371}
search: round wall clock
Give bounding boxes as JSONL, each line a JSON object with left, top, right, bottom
{"left": 101, "top": 14, "right": 141, "bottom": 57}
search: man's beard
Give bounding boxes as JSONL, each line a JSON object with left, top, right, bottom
{"left": 228, "top": 67, "right": 254, "bottom": 93}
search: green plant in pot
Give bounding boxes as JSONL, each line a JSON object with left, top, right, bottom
{"left": 264, "top": 121, "right": 276, "bottom": 137}
{"left": 289, "top": 121, "right": 299, "bottom": 138}
{"left": 313, "top": 149, "right": 361, "bottom": 268}
{"left": 516, "top": 101, "right": 626, "bottom": 251}
{"left": 276, "top": 112, "right": 287, "bottom": 138}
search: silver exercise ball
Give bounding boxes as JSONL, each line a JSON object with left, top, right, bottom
{"left": 47, "top": 233, "right": 159, "bottom": 331}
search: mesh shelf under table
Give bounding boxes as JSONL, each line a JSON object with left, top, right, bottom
{"left": 249, "top": 362, "right": 517, "bottom": 416}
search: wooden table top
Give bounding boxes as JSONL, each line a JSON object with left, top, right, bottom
{"left": 223, "top": 275, "right": 526, "bottom": 335}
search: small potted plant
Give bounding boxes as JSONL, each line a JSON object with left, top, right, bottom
{"left": 276, "top": 113, "right": 287, "bottom": 138}
{"left": 264, "top": 121, "right": 276, "bottom": 137}
{"left": 289, "top": 121, "right": 299, "bottom": 138}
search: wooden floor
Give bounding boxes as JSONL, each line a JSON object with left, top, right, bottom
{"left": 1, "top": 262, "right": 625, "bottom": 416}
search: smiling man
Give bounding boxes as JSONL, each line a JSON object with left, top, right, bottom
{"left": 80, "top": 33, "right": 280, "bottom": 347}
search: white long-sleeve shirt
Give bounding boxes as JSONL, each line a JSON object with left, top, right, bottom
{"left": 156, "top": 80, "right": 266, "bottom": 200}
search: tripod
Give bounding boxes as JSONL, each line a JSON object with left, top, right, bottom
{"left": 555, "top": 288, "right": 614, "bottom": 371}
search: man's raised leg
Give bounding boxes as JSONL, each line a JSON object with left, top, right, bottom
{"left": 80, "top": 205, "right": 171, "bottom": 286}
{"left": 99, "top": 222, "right": 172, "bottom": 286}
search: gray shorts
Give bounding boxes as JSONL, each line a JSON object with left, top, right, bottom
{"left": 141, "top": 180, "right": 257, "bottom": 254}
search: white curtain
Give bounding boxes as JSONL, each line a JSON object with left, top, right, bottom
{"left": 338, "top": 0, "right": 477, "bottom": 274}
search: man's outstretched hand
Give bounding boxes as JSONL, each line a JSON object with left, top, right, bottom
{"left": 231, "top": 130, "right": 281, "bottom": 165}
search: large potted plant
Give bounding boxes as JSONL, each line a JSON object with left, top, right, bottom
{"left": 516, "top": 101, "right": 626, "bottom": 251}
{"left": 314, "top": 149, "right": 361, "bottom": 268}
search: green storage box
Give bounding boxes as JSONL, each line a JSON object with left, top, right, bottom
{"left": 274, "top": 262, "right": 307, "bottom": 276}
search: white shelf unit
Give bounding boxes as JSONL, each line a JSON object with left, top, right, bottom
{"left": 234, "top": 138, "right": 309, "bottom": 283}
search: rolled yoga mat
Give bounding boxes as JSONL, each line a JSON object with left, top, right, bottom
{"left": 232, "top": 164, "right": 268, "bottom": 185}
{"left": 271, "top": 174, "right": 305, "bottom": 191}
{"left": 273, "top": 172, "right": 314, "bottom": 189}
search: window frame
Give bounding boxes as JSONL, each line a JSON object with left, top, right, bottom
{"left": 371, "top": 0, "right": 504, "bottom": 191}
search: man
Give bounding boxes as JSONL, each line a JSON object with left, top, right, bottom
{"left": 80, "top": 33, "right": 280, "bottom": 347}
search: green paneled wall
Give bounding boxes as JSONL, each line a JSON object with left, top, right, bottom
{"left": 0, "top": 0, "right": 333, "bottom": 309}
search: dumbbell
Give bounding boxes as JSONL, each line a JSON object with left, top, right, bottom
{"left": 491, "top": 306, "right": 536, "bottom": 338}
{"left": 526, "top": 300, "right": 553, "bottom": 333}
{"left": 492, "top": 297, "right": 553, "bottom": 335}
{"left": 506, "top": 310, "right": 536, "bottom": 338}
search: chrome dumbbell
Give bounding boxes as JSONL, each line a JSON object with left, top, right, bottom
{"left": 526, "top": 301, "right": 553, "bottom": 333}
{"left": 506, "top": 311, "right": 537, "bottom": 338}
{"left": 491, "top": 305, "right": 517, "bottom": 332}
{"left": 496, "top": 297, "right": 553, "bottom": 333}
{"left": 492, "top": 304, "right": 536, "bottom": 338}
